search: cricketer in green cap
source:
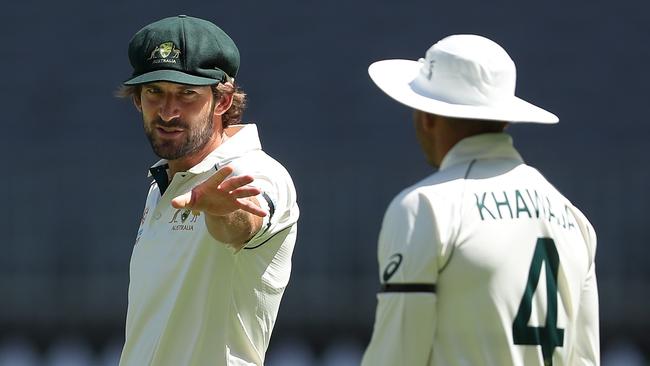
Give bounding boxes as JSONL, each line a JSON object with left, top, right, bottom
{"left": 124, "top": 15, "right": 240, "bottom": 85}
{"left": 117, "top": 15, "right": 300, "bottom": 366}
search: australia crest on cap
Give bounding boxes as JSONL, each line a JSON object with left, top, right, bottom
{"left": 148, "top": 41, "right": 181, "bottom": 64}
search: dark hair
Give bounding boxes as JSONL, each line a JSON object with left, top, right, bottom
{"left": 116, "top": 82, "right": 247, "bottom": 128}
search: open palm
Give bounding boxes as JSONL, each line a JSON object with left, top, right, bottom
{"left": 171, "top": 165, "right": 267, "bottom": 217}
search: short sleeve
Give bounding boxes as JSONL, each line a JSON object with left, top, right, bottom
{"left": 377, "top": 190, "right": 440, "bottom": 286}
{"left": 239, "top": 167, "right": 298, "bottom": 250}
{"left": 362, "top": 190, "right": 440, "bottom": 366}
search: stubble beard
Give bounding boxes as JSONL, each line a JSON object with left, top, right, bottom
{"left": 144, "top": 113, "right": 215, "bottom": 160}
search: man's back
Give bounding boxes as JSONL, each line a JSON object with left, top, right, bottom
{"left": 365, "top": 133, "right": 598, "bottom": 366}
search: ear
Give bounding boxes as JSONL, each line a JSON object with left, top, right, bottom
{"left": 213, "top": 83, "right": 234, "bottom": 116}
{"left": 414, "top": 110, "right": 436, "bottom": 135}
{"left": 420, "top": 112, "right": 436, "bottom": 132}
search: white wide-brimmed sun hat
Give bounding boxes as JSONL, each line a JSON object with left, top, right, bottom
{"left": 368, "top": 34, "right": 558, "bottom": 124}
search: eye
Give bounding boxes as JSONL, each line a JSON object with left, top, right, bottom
{"left": 144, "top": 86, "right": 161, "bottom": 94}
{"left": 181, "top": 89, "right": 198, "bottom": 95}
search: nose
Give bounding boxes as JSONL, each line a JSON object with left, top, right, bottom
{"left": 158, "top": 95, "right": 181, "bottom": 122}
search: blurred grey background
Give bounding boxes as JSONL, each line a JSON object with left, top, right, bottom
{"left": 1, "top": 0, "right": 649, "bottom": 364}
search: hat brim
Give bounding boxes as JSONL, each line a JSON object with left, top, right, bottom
{"left": 368, "top": 59, "right": 558, "bottom": 124}
{"left": 124, "top": 69, "right": 221, "bottom": 86}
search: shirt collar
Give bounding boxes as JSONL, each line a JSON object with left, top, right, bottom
{"left": 439, "top": 132, "right": 523, "bottom": 171}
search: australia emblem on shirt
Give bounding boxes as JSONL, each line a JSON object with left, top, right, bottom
{"left": 169, "top": 208, "right": 201, "bottom": 231}
{"left": 135, "top": 207, "right": 150, "bottom": 244}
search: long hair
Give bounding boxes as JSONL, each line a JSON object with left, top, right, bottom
{"left": 211, "top": 82, "right": 246, "bottom": 128}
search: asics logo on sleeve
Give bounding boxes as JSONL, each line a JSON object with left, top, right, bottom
{"left": 382, "top": 253, "right": 403, "bottom": 282}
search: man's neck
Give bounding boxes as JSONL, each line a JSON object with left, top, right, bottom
{"left": 167, "top": 132, "right": 229, "bottom": 177}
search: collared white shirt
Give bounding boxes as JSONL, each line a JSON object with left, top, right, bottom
{"left": 120, "top": 124, "right": 299, "bottom": 366}
{"left": 362, "top": 133, "right": 599, "bottom": 366}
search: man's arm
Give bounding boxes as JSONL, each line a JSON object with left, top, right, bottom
{"left": 362, "top": 192, "right": 441, "bottom": 365}
{"left": 171, "top": 165, "right": 266, "bottom": 250}
{"left": 203, "top": 198, "right": 263, "bottom": 247}
{"left": 572, "top": 263, "right": 600, "bottom": 365}
{"left": 362, "top": 292, "right": 436, "bottom": 366}
{"left": 566, "top": 207, "right": 599, "bottom": 365}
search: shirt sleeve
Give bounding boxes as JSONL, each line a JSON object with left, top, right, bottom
{"left": 573, "top": 218, "right": 599, "bottom": 366}
{"left": 572, "top": 263, "right": 600, "bottom": 366}
{"left": 241, "top": 168, "right": 298, "bottom": 250}
{"left": 566, "top": 204, "right": 600, "bottom": 365}
{"left": 362, "top": 190, "right": 440, "bottom": 366}
{"left": 362, "top": 292, "right": 436, "bottom": 366}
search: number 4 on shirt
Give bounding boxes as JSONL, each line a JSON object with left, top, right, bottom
{"left": 512, "top": 238, "right": 565, "bottom": 366}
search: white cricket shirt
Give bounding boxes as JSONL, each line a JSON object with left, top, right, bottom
{"left": 120, "top": 124, "right": 299, "bottom": 366}
{"left": 362, "top": 133, "right": 599, "bottom": 366}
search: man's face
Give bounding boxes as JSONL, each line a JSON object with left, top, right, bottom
{"left": 137, "top": 82, "right": 216, "bottom": 160}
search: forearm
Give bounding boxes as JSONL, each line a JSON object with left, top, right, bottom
{"left": 205, "top": 204, "right": 263, "bottom": 249}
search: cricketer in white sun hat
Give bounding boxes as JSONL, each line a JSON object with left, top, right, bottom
{"left": 368, "top": 34, "right": 559, "bottom": 124}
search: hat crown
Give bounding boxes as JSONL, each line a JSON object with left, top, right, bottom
{"left": 125, "top": 15, "right": 240, "bottom": 85}
{"left": 411, "top": 35, "right": 516, "bottom": 107}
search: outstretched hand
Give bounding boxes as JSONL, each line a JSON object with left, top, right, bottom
{"left": 171, "top": 165, "right": 267, "bottom": 218}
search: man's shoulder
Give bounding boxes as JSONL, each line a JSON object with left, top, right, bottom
{"left": 227, "top": 150, "right": 294, "bottom": 187}
{"left": 387, "top": 170, "right": 466, "bottom": 216}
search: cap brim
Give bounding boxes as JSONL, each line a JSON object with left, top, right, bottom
{"left": 124, "top": 69, "right": 220, "bottom": 86}
{"left": 368, "top": 59, "right": 559, "bottom": 124}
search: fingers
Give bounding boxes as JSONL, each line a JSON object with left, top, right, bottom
{"left": 208, "top": 165, "right": 235, "bottom": 185}
{"left": 237, "top": 199, "right": 268, "bottom": 217}
{"left": 230, "top": 186, "right": 262, "bottom": 199}
{"left": 170, "top": 166, "right": 263, "bottom": 217}
{"left": 218, "top": 175, "right": 255, "bottom": 192}
{"left": 171, "top": 190, "right": 195, "bottom": 209}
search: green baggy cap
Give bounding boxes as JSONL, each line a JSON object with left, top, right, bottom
{"left": 124, "top": 15, "right": 240, "bottom": 86}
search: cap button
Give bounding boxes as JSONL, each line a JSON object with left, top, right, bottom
{"left": 178, "top": 14, "right": 187, "bottom": 18}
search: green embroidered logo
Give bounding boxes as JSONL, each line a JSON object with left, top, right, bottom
{"left": 168, "top": 208, "right": 201, "bottom": 231}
